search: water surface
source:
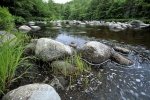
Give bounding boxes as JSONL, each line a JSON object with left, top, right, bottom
{"left": 32, "top": 25, "right": 150, "bottom": 100}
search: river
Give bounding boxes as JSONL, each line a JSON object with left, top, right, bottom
{"left": 31, "top": 24, "right": 150, "bottom": 100}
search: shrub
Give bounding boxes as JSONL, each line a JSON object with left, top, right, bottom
{"left": 14, "top": 16, "right": 26, "bottom": 25}
{"left": 0, "top": 32, "right": 28, "bottom": 95}
{"left": 0, "top": 7, "right": 14, "bottom": 30}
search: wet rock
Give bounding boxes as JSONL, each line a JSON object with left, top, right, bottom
{"left": 79, "top": 41, "right": 112, "bottom": 63}
{"left": 0, "top": 31, "right": 16, "bottom": 44}
{"left": 2, "top": 83, "right": 61, "bottom": 100}
{"left": 51, "top": 61, "right": 77, "bottom": 75}
{"left": 50, "top": 76, "right": 67, "bottom": 90}
{"left": 30, "top": 26, "right": 41, "bottom": 31}
{"left": 130, "top": 20, "right": 149, "bottom": 29}
{"left": 66, "top": 25, "right": 71, "bottom": 28}
{"left": 108, "top": 23, "right": 126, "bottom": 31}
{"left": 51, "top": 27, "right": 62, "bottom": 30}
{"left": 114, "top": 46, "right": 130, "bottom": 54}
{"left": 24, "top": 39, "right": 38, "bottom": 55}
{"left": 28, "top": 21, "right": 35, "bottom": 26}
{"left": 77, "top": 31, "right": 87, "bottom": 34}
{"left": 57, "top": 23, "right": 62, "bottom": 27}
{"left": 69, "top": 42, "right": 77, "bottom": 48}
{"left": 19, "top": 25, "right": 31, "bottom": 33}
{"left": 35, "top": 38, "right": 73, "bottom": 61}
{"left": 111, "top": 52, "right": 133, "bottom": 65}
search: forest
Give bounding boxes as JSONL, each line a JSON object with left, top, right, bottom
{"left": 0, "top": 0, "right": 150, "bottom": 22}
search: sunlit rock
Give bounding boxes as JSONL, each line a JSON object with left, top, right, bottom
{"left": 19, "top": 25, "right": 31, "bottom": 33}
{"left": 2, "top": 84, "right": 61, "bottom": 100}
{"left": 35, "top": 38, "right": 73, "bottom": 61}
{"left": 79, "top": 41, "right": 112, "bottom": 64}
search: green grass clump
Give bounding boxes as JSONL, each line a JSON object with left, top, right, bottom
{"left": 0, "top": 32, "right": 28, "bottom": 95}
{"left": 66, "top": 53, "right": 91, "bottom": 75}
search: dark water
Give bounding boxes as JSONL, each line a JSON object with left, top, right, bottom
{"left": 32, "top": 25, "right": 150, "bottom": 100}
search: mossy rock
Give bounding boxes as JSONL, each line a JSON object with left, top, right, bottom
{"left": 51, "top": 61, "right": 77, "bottom": 76}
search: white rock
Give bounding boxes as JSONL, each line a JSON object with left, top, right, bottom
{"left": 30, "top": 26, "right": 41, "bottom": 31}
{"left": 2, "top": 84, "right": 61, "bottom": 100}
{"left": 28, "top": 21, "right": 35, "bottom": 26}
{"left": 35, "top": 38, "right": 73, "bottom": 61}
{"left": 19, "top": 25, "right": 31, "bottom": 33}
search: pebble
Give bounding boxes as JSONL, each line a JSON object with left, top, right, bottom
{"left": 135, "top": 79, "right": 141, "bottom": 82}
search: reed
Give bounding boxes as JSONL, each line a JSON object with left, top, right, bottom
{"left": 0, "top": 32, "right": 28, "bottom": 95}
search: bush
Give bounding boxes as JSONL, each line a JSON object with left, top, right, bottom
{"left": 0, "top": 32, "right": 28, "bottom": 95}
{"left": 0, "top": 7, "right": 14, "bottom": 30}
{"left": 14, "top": 16, "right": 26, "bottom": 25}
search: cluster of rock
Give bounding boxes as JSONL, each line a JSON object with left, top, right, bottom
{"left": 1, "top": 24, "right": 135, "bottom": 99}
{"left": 25, "top": 38, "right": 133, "bottom": 66}
{"left": 19, "top": 21, "right": 41, "bottom": 33}
{"left": 50, "top": 20, "right": 150, "bottom": 31}
{"left": 2, "top": 36, "right": 133, "bottom": 99}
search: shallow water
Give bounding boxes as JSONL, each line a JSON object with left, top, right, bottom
{"left": 32, "top": 25, "right": 150, "bottom": 100}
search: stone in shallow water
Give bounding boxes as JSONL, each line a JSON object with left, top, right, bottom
{"left": 2, "top": 83, "right": 61, "bottom": 100}
{"left": 19, "top": 25, "right": 31, "bottom": 33}
{"left": 111, "top": 52, "right": 133, "bottom": 65}
{"left": 79, "top": 41, "right": 112, "bottom": 64}
{"left": 114, "top": 46, "right": 130, "bottom": 54}
{"left": 136, "top": 79, "right": 141, "bottom": 82}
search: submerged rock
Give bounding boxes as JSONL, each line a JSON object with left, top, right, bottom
{"left": 114, "top": 46, "right": 130, "bottom": 54}
{"left": 35, "top": 38, "right": 73, "bottom": 61}
{"left": 19, "top": 25, "right": 31, "bottom": 33}
{"left": 2, "top": 83, "right": 61, "bottom": 100}
{"left": 79, "top": 41, "right": 112, "bottom": 64}
{"left": 51, "top": 61, "right": 77, "bottom": 76}
{"left": 111, "top": 52, "right": 133, "bottom": 65}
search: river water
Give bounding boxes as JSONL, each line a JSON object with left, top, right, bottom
{"left": 31, "top": 25, "right": 150, "bottom": 100}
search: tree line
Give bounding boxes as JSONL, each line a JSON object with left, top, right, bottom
{"left": 0, "top": 0, "right": 150, "bottom": 21}
{"left": 61, "top": 0, "right": 150, "bottom": 20}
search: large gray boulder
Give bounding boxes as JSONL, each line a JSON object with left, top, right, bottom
{"left": 79, "top": 41, "right": 133, "bottom": 66}
{"left": 79, "top": 41, "right": 112, "bottom": 64}
{"left": 2, "top": 83, "right": 61, "bottom": 100}
{"left": 35, "top": 38, "right": 73, "bottom": 61}
{"left": 19, "top": 25, "right": 31, "bottom": 33}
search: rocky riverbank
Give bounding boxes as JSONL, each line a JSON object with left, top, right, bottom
{"left": 1, "top": 20, "right": 150, "bottom": 100}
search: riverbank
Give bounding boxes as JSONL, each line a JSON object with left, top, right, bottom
{"left": 1, "top": 20, "right": 150, "bottom": 99}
